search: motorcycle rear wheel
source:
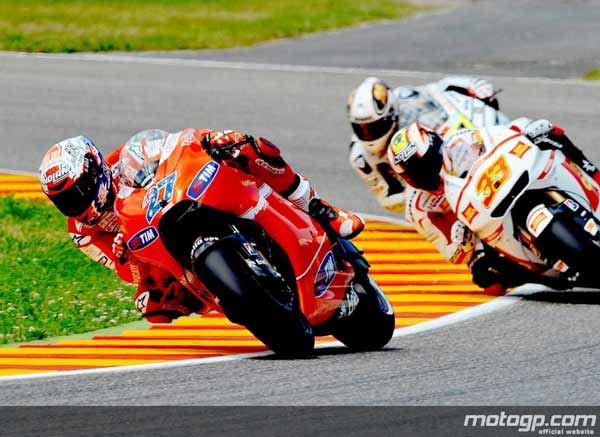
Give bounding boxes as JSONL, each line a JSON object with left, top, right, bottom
{"left": 194, "top": 237, "right": 315, "bottom": 357}
{"left": 535, "top": 215, "right": 600, "bottom": 286}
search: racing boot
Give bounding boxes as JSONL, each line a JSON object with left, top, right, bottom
{"left": 308, "top": 198, "right": 365, "bottom": 240}
{"left": 134, "top": 281, "right": 205, "bottom": 324}
{"left": 285, "top": 174, "right": 364, "bottom": 239}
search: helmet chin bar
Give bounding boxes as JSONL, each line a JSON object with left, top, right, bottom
{"left": 366, "top": 123, "right": 398, "bottom": 158}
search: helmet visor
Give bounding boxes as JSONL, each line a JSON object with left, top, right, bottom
{"left": 352, "top": 116, "right": 395, "bottom": 142}
{"left": 399, "top": 137, "right": 444, "bottom": 193}
{"left": 402, "top": 166, "right": 442, "bottom": 193}
{"left": 49, "top": 163, "right": 99, "bottom": 217}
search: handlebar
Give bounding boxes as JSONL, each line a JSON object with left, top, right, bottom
{"left": 201, "top": 134, "right": 256, "bottom": 161}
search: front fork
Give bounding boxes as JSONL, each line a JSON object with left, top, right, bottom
{"left": 190, "top": 226, "right": 296, "bottom": 310}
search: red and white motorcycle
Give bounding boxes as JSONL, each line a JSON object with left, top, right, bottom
{"left": 444, "top": 125, "right": 600, "bottom": 287}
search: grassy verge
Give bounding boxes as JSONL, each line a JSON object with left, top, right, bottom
{"left": 0, "top": 0, "right": 418, "bottom": 53}
{"left": 583, "top": 67, "right": 600, "bottom": 80}
{"left": 0, "top": 196, "right": 138, "bottom": 344}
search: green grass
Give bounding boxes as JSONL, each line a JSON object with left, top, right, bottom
{"left": 0, "top": 0, "right": 418, "bottom": 53}
{"left": 583, "top": 67, "right": 600, "bottom": 80}
{"left": 0, "top": 197, "right": 138, "bottom": 344}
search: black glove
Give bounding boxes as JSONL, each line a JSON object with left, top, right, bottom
{"left": 469, "top": 249, "right": 534, "bottom": 289}
{"left": 470, "top": 248, "right": 573, "bottom": 290}
{"left": 469, "top": 250, "right": 505, "bottom": 289}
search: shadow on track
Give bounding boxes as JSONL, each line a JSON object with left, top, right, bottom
{"left": 513, "top": 290, "right": 600, "bottom": 305}
{"left": 250, "top": 346, "right": 401, "bottom": 361}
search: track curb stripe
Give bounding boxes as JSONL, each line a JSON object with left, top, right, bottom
{"left": 0, "top": 173, "right": 504, "bottom": 380}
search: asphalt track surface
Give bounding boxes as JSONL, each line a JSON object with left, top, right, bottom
{"left": 139, "top": 0, "right": 600, "bottom": 79}
{"left": 1, "top": 0, "right": 600, "bottom": 406}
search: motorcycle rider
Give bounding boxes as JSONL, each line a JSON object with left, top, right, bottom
{"left": 39, "top": 129, "right": 364, "bottom": 322}
{"left": 387, "top": 119, "right": 600, "bottom": 293}
{"left": 347, "top": 76, "right": 502, "bottom": 213}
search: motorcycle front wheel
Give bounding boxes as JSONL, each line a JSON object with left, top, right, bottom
{"left": 193, "top": 236, "right": 315, "bottom": 357}
{"left": 331, "top": 274, "right": 395, "bottom": 351}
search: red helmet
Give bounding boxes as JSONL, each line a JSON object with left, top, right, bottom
{"left": 40, "top": 136, "right": 113, "bottom": 225}
{"left": 387, "top": 122, "right": 444, "bottom": 194}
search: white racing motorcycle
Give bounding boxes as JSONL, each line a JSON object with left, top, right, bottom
{"left": 444, "top": 125, "right": 600, "bottom": 288}
{"left": 419, "top": 85, "right": 510, "bottom": 136}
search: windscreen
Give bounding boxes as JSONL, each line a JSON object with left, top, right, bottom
{"left": 118, "top": 129, "right": 169, "bottom": 190}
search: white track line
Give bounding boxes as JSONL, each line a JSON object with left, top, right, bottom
{"left": 0, "top": 214, "right": 519, "bottom": 383}
{"left": 1, "top": 51, "right": 599, "bottom": 87}
{"left": 0, "top": 167, "right": 38, "bottom": 177}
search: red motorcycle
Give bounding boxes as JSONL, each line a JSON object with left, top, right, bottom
{"left": 116, "top": 129, "right": 394, "bottom": 355}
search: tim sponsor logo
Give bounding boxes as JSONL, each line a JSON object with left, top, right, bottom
{"left": 187, "top": 161, "right": 219, "bottom": 200}
{"left": 127, "top": 226, "right": 159, "bottom": 251}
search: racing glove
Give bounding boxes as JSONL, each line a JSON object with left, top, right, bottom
{"left": 468, "top": 249, "right": 528, "bottom": 291}
{"left": 112, "top": 232, "right": 129, "bottom": 264}
{"left": 202, "top": 130, "right": 253, "bottom": 163}
{"left": 446, "top": 78, "right": 500, "bottom": 110}
{"left": 468, "top": 248, "right": 571, "bottom": 293}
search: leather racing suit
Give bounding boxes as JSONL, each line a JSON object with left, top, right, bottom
{"left": 349, "top": 76, "right": 504, "bottom": 214}
{"left": 440, "top": 119, "right": 600, "bottom": 291}
{"left": 71, "top": 128, "right": 364, "bottom": 322}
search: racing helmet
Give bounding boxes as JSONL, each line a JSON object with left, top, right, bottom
{"left": 387, "top": 122, "right": 444, "bottom": 193}
{"left": 347, "top": 77, "right": 399, "bottom": 157}
{"left": 40, "top": 136, "right": 113, "bottom": 225}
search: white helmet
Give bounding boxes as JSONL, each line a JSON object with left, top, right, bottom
{"left": 347, "top": 77, "right": 399, "bottom": 157}
{"left": 39, "top": 136, "right": 113, "bottom": 224}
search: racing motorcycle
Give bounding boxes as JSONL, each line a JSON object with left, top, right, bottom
{"left": 416, "top": 85, "right": 510, "bottom": 137}
{"left": 115, "top": 129, "right": 395, "bottom": 356}
{"left": 444, "top": 125, "right": 600, "bottom": 288}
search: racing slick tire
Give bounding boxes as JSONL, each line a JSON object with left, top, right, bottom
{"left": 193, "top": 236, "right": 315, "bottom": 357}
{"left": 332, "top": 274, "right": 395, "bottom": 351}
{"left": 534, "top": 215, "right": 600, "bottom": 286}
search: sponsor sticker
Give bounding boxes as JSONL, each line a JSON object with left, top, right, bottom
{"left": 526, "top": 204, "right": 553, "bottom": 237}
{"left": 584, "top": 218, "right": 599, "bottom": 237}
{"left": 135, "top": 291, "right": 150, "bottom": 314}
{"left": 564, "top": 198, "right": 580, "bottom": 212}
{"left": 509, "top": 141, "right": 532, "bottom": 159}
{"left": 390, "top": 131, "right": 417, "bottom": 164}
{"left": 187, "top": 161, "right": 220, "bottom": 200}
{"left": 255, "top": 158, "right": 285, "bottom": 175}
{"left": 314, "top": 251, "right": 336, "bottom": 297}
{"left": 127, "top": 226, "right": 159, "bottom": 251}
{"left": 70, "top": 234, "right": 91, "bottom": 247}
{"left": 461, "top": 202, "right": 479, "bottom": 225}
{"left": 42, "top": 164, "right": 71, "bottom": 188}
{"left": 553, "top": 259, "right": 570, "bottom": 273}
